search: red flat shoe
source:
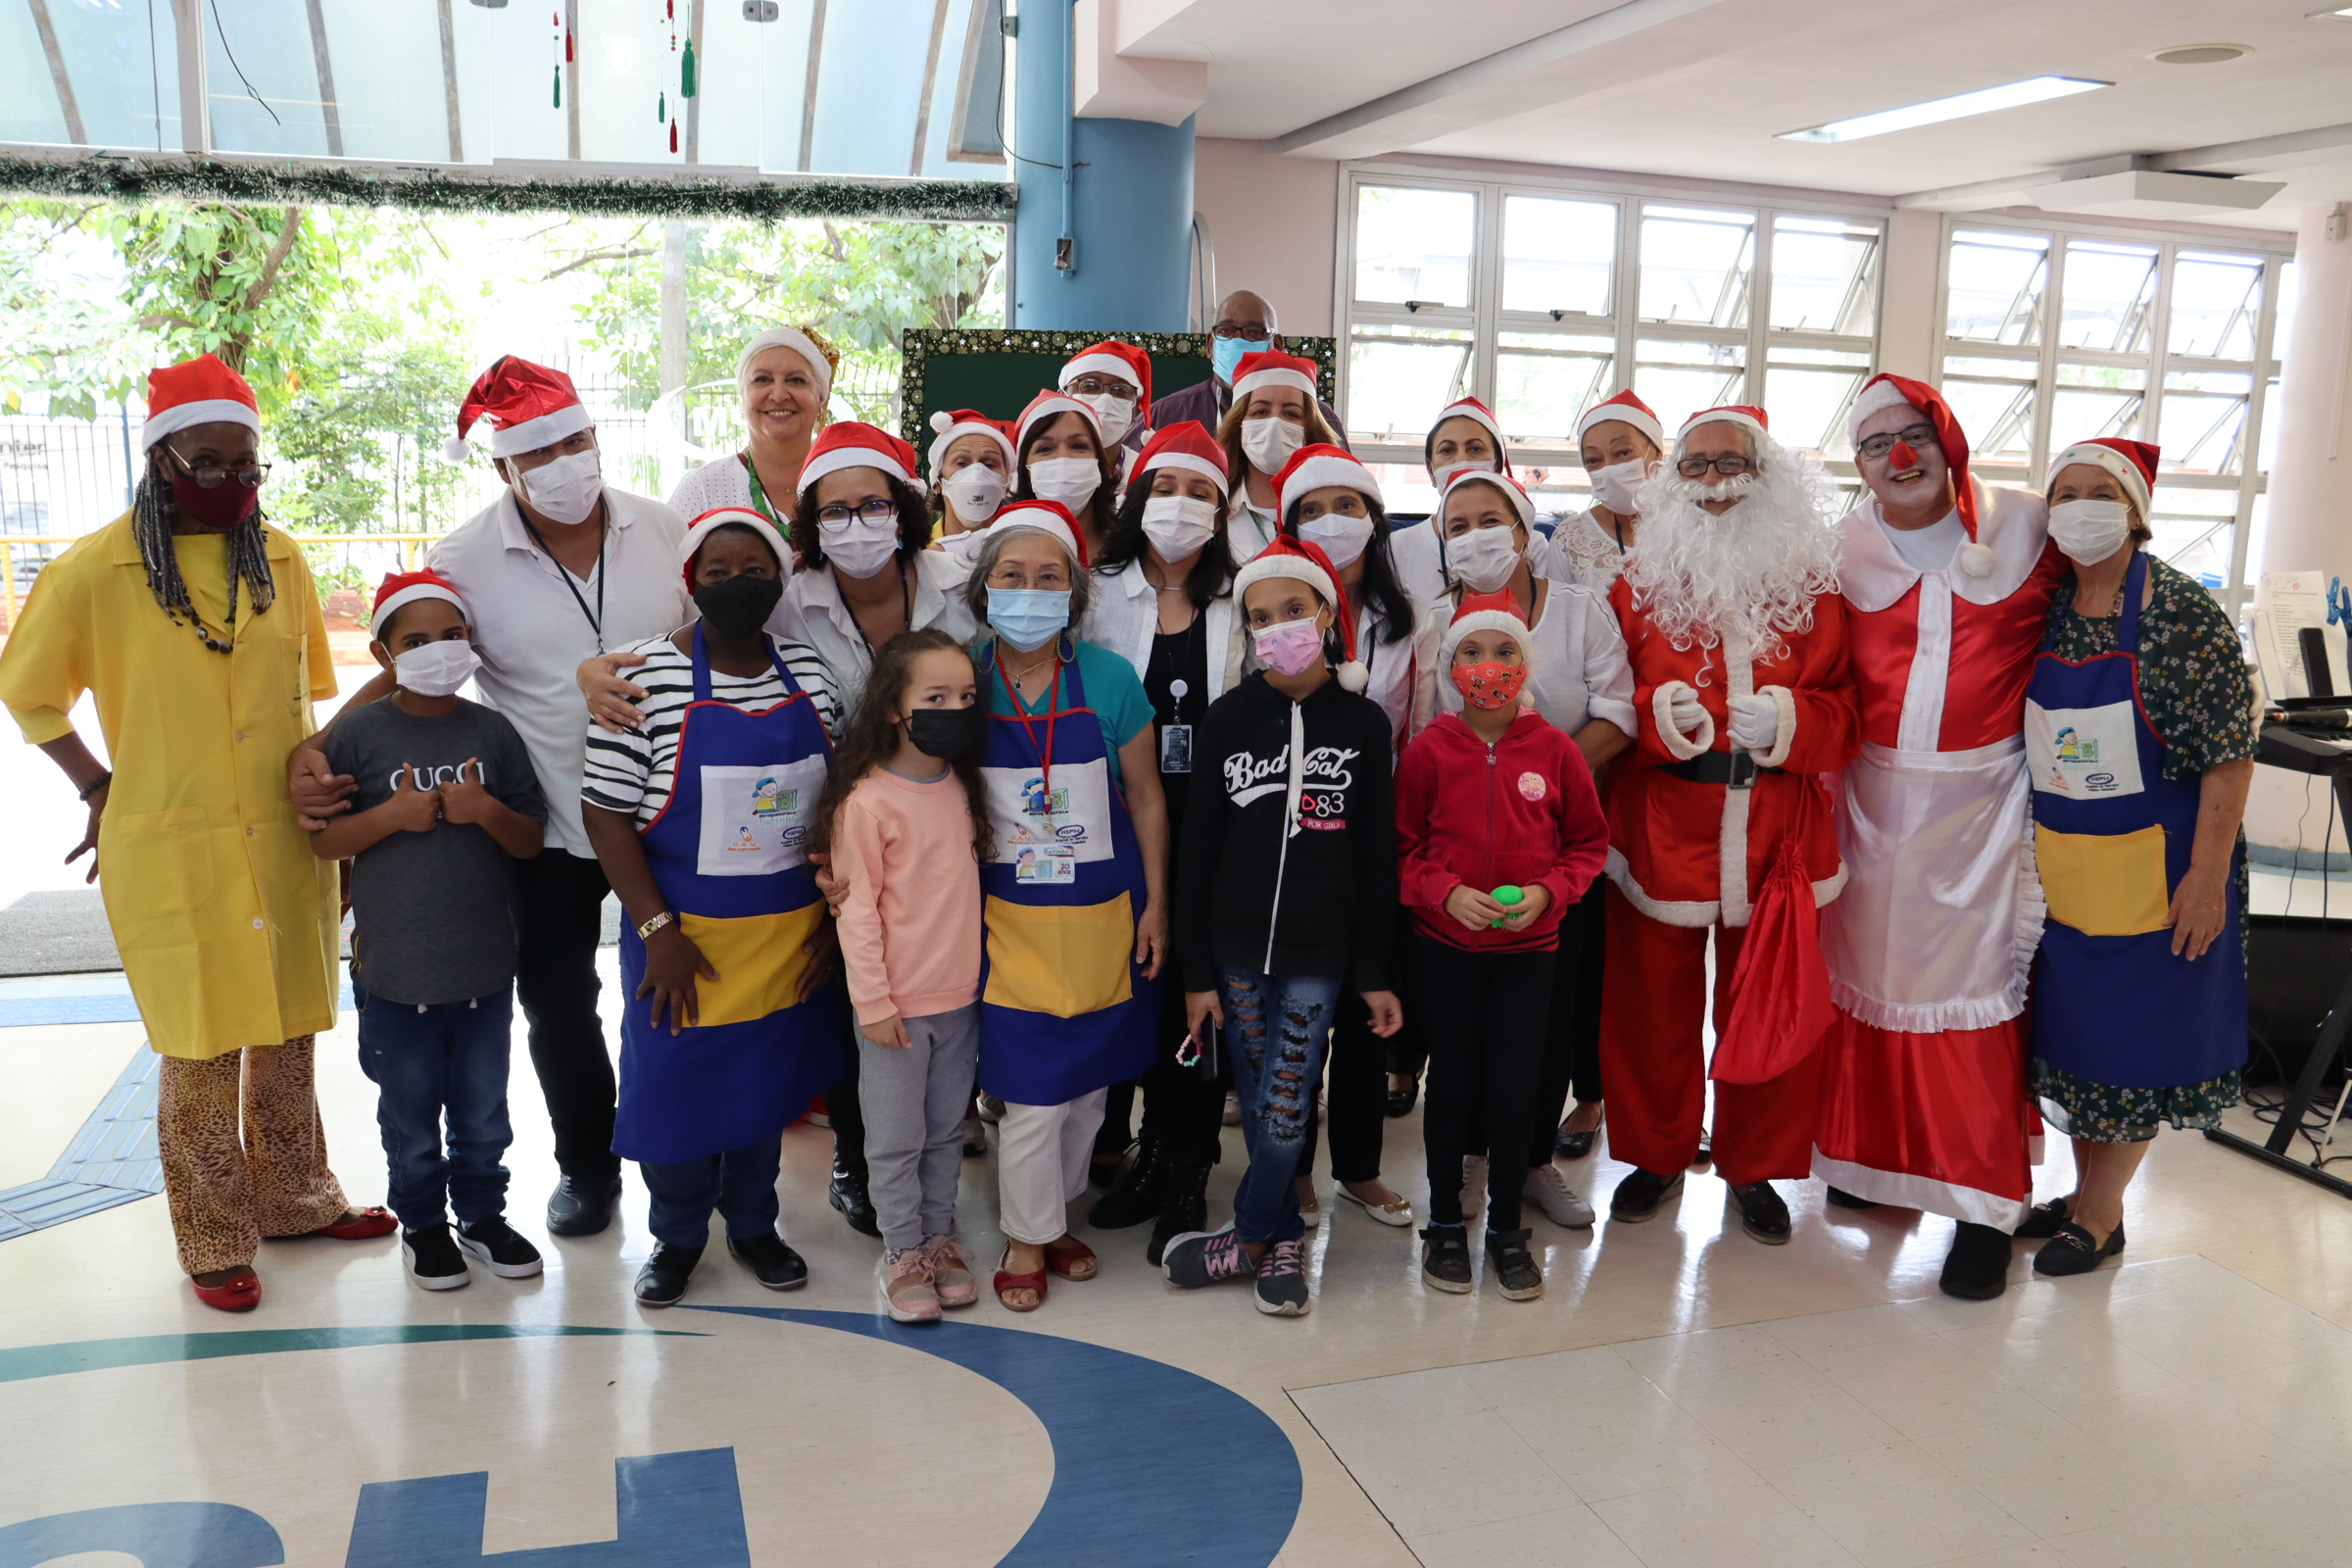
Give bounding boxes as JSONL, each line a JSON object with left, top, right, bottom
{"left": 1043, "top": 1236, "right": 1098, "bottom": 1281}
{"left": 994, "top": 1245, "right": 1048, "bottom": 1312}
{"left": 191, "top": 1271, "right": 262, "bottom": 1312}
{"left": 306, "top": 1206, "right": 397, "bottom": 1241}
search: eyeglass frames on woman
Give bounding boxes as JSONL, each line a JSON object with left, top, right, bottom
{"left": 167, "top": 446, "right": 270, "bottom": 489}
{"left": 1675, "top": 455, "right": 1753, "bottom": 478}
{"left": 814, "top": 499, "right": 899, "bottom": 526}
{"left": 1855, "top": 423, "right": 1938, "bottom": 463}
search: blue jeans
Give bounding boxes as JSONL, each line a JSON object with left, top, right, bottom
{"left": 1219, "top": 970, "right": 1343, "bottom": 1246}
{"left": 354, "top": 983, "right": 516, "bottom": 1232}
{"left": 640, "top": 1138, "right": 783, "bottom": 1250}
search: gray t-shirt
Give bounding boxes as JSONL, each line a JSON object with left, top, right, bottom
{"left": 323, "top": 696, "right": 548, "bottom": 1006}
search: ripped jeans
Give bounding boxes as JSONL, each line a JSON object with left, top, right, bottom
{"left": 1218, "top": 969, "right": 1344, "bottom": 1246}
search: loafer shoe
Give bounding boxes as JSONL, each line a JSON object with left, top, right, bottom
{"left": 1729, "top": 1181, "right": 1791, "bottom": 1245}
{"left": 1609, "top": 1167, "right": 1684, "bottom": 1222}
{"left": 1939, "top": 1220, "right": 2012, "bottom": 1300}
{"left": 2034, "top": 1219, "right": 2125, "bottom": 1277}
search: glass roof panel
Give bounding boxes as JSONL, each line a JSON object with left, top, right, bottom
{"left": 318, "top": 0, "right": 454, "bottom": 163}
{"left": 204, "top": 0, "right": 332, "bottom": 158}
{"left": 44, "top": 0, "right": 182, "bottom": 152}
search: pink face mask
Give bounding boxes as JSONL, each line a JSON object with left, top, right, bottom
{"left": 1252, "top": 616, "right": 1325, "bottom": 676}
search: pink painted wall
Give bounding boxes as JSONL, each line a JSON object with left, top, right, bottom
{"left": 1192, "top": 137, "right": 1341, "bottom": 336}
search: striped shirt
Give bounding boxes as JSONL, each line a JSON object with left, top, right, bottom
{"left": 581, "top": 633, "right": 840, "bottom": 827}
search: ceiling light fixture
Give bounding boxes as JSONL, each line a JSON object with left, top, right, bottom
{"left": 2150, "top": 44, "right": 2250, "bottom": 64}
{"left": 1779, "top": 75, "right": 2110, "bottom": 144}
{"left": 2307, "top": 7, "right": 2352, "bottom": 21}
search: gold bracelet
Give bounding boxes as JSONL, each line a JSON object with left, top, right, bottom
{"left": 636, "top": 910, "right": 675, "bottom": 940}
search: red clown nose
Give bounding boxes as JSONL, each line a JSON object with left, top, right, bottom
{"left": 1887, "top": 440, "right": 1920, "bottom": 470}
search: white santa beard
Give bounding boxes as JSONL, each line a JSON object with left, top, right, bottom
{"left": 1628, "top": 465, "right": 1840, "bottom": 658}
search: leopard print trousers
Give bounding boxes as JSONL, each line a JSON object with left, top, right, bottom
{"left": 157, "top": 1037, "right": 351, "bottom": 1276}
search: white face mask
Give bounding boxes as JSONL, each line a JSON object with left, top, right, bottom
{"left": 1027, "top": 456, "right": 1102, "bottom": 513}
{"left": 1142, "top": 493, "right": 1218, "bottom": 561}
{"left": 1242, "top": 416, "right": 1303, "bottom": 474}
{"left": 2047, "top": 498, "right": 2132, "bottom": 565}
{"left": 1430, "top": 458, "right": 1494, "bottom": 491}
{"left": 941, "top": 464, "right": 1006, "bottom": 524}
{"left": 514, "top": 448, "right": 604, "bottom": 526}
{"left": 391, "top": 638, "right": 479, "bottom": 699}
{"left": 820, "top": 510, "right": 902, "bottom": 578}
{"left": 1070, "top": 392, "right": 1136, "bottom": 446}
{"left": 1446, "top": 525, "right": 1522, "bottom": 593}
{"left": 1298, "top": 511, "right": 1375, "bottom": 569}
{"left": 1589, "top": 459, "right": 1650, "bottom": 515}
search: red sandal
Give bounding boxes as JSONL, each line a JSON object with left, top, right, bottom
{"left": 303, "top": 1206, "right": 398, "bottom": 1241}
{"left": 190, "top": 1269, "right": 262, "bottom": 1312}
{"left": 1042, "top": 1236, "right": 1098, "bottom": 1281}
{"left": 994, "top": 1244, "right": 1048, "bottom": 1312}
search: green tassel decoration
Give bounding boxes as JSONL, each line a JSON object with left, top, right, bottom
{"left": 553, "top": 66, "right": 562, "bottom": 109}
{"left": 657, "top": 90, "right": 665, "bottom": 123}
{"left": 681, "top": 39, "right": 696, "bottom": 97}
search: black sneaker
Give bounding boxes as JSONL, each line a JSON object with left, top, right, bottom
{"left": 456, "top": 1217, "right": 544, "bottom": 1278}
{"left": 1484, "top": 1226, "right": 1544, "bottom": 1301}
{"left": 827, "top": 1161, "right": 880, "bottom": 1238}
{"left": 402, "top": 1224, "right": 470, "bottom": 1291}
{"left": 546, "top": 1172, "right": 621, "bottom": 1238}
{"left": 1419, "top": 1225, "right": 1472, "bottom": 1294}
{"left": 1729, "top": 1181, "right": 1791, "bottom": 1245}
{"left": 1939, "top": 1221, "right": 2012, "bottom": 1300}
{"left": 1253, "top": 1237, "right": 1311, "bottom": 1316}
{"left": 727, "top": 1233, "right": 808, "bottom": 1291}
{"left": 1609, "top": 1168, "right": 1684, "bottom": 1222}
{"left": 633, "top": 1243, "right": 702, "bottom": 1306}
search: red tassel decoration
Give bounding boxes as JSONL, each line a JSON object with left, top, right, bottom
{"left": 669, "top": 121, "right": 679, "bottom": 152}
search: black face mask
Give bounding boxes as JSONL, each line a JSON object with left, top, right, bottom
{"left": 906, "top": 707, "right": 985, "bottom": 760}
{"left": 693, "top": 572, "right": 784, "bottom": 638}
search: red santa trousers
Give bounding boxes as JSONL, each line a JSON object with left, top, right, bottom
{"left": 1813, "top": 1010, "right": 2035, "bottom": 1225}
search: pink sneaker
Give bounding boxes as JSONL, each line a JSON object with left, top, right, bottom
{"left": 880, "top": 1248, "right": 940, "bottom": 1323}
{"left": 922, "top": 1236, "right": 977, "bottom": 1309}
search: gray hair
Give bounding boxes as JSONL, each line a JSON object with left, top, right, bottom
{"left": 960, "top": 524, "right": 1093, "bottom": 628}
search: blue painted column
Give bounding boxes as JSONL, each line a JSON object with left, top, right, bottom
{"left": 1009, "top": 1, "right": 1196, "bottom": 332}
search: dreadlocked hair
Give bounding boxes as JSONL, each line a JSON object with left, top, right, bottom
{"left": 808, "top": 627, "right": 994, "bottom": 868}
{"left": 133, "top": 454, "right": 275, "bottom": 645}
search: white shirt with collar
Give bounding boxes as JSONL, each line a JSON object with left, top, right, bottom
{"left": 427, "top": 486, "right": 691, "bottom": 856}
{"left": 1430, "top": 577, "right": 1637, "bottom": 740}
{"left": 769, "top": 548, "right": 977, "bottom": 716}
{"left": 1084, "top": 560, "right": 1244, "bottom": 699}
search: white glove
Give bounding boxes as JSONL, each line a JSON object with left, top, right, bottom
{"left": 1668, "top": 688, "right": 1707, "bottom": 737}
{"left": 1728, "top": 693, "right": 1781, "bottom": 753}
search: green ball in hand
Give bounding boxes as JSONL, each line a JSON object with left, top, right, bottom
{"left": 1489, "top": 884, "right": 1524, "bottom": 928}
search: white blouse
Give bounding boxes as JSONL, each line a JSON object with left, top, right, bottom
{"left": 1430, "top": 575, "right": 1637, "bottom": 739}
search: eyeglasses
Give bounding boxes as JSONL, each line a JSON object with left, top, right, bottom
{"left": 168, "top": 447, "right": 270, "bottom": 489}
{"left": 1855, "top": 423, "right": 1938, "bottom": 463}
{"left": 815, "top": 499, "right": 899, "bottom": 527}
{"left": 1675, "top": 455, "right": 1753, "bottom": 478}
{"left": 1210, "top": 323, "right": 1272, "bottom": 339}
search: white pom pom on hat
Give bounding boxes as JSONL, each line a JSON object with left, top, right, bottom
{"left": 442, "top": 436, "right": 471, "bottom": 464}
{"left": 1958, "top": 541, "right": 1996, "bottom": 578}
{"left": 1337, "top": 660, "right": 1368, "bottom": 694}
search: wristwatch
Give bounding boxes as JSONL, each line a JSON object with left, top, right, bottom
{"left": 636, "top": 910, "right": 676, "bottom": 940}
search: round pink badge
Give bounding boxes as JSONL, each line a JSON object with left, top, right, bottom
{"left": 1517, "top": 770, "right": 1546, "bottom": 801}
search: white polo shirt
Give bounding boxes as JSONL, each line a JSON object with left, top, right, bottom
{"left": 429, "top": 487, "right": 691, "bottom": 856}
{"left": 770, "top": 549, "right": 976, "bottom": 717}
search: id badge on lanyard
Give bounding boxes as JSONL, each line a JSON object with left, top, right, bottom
{"left": 1159, "top": 677, "right": 1194, "bottom": 775}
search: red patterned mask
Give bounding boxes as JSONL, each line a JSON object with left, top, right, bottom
{"left": 1451, "top": 659, "right": 1526, "bottom": 710}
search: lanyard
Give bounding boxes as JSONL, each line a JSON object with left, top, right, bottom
{"left": 519, "top": 504, "right": 608, "bottom": 653}
{"left": 999, "top": 648, "right": 1062, "bottom": 799}
{"left": 740, "top": 452, "right": 786, "bottom": 532}
{"left": 843, "top": 560, "right": 914, "bottom": 654}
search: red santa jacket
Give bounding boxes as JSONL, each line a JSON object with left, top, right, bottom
{"left": 1605, "top": 577, "right": 1859, "bottom": 928}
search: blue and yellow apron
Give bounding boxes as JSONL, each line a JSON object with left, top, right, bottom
{"left": 614, "top": 626, "right": 845, "bottom": 1164}
{"left": 2024, "top": 549, "right": 2245, "bottom": 1089}
{"left": 975, "top": 641, "right": 1158, "bottom": 1104}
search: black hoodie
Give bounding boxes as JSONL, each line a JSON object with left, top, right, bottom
{"left": 1176, "top": 670, "right": 1396, "bottom": 994}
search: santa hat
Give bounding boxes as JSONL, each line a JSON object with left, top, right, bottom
{"left": 1576, "top": 389, "right": 1666, "bottom": 453}
{"left": 1232, "top": 535, "right": 1367, "bottom": 693}
{"left": 1057, "top": 339, "right": 1153, "bottom": 421}
{"left": 1136, "top": 420, "right": 1229, "bottom": 491}
{"left": 1013, "top": 388, "right": 1102, "bottom": 455}
{"left": 1440, "top": 468, "right": 1536, "bottom": 529}
{"left": 1231, "top": 350, "right": 1319, "bottom": 404}
{"left": 445, "top": 357, "right": 592, "bottom": 462}
{"left": 1678, "top": 405, "right": 1770, "bottom": 441}
{"left": 2047, "top": 437, "right": 2159, "bottom": 521}
{"left": 1273, "top": 443, "right": 1383, "bottom": 522}
{"left": 798, "top": 421, "right": 920, "bottom": 496}
{"left": 736, "top": 325, "right": 837, "bottom": 407}
{"left": 1440, "top": 590, "right": 1534, "bottom": 666}
{"left": 678, "top": 506, "right": 788, "bottom": 585}
{"left": 926, "top": 409, "right": 1017, "bottom": 483}
{"left": 370, "top": 568, "right": 467, "bottom": 638}
{"left": 1427, "top": 396, "right": 1513, "bottom": 474}
{"left": 143, "top": 353, "right": 260, "bottom": 450}
{"left": 989, "top": 498, "right": 1091, "bottom": 569}
{"left": 1847, "top": 372, "right": 1994, "bottom": 577}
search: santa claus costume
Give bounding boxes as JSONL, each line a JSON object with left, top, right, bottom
{"left": 1599, "top": 407, "right": 1859, "bottom": 1243}
{"left": 1813, "top": 373, "right": 2067, "bottom": 1297}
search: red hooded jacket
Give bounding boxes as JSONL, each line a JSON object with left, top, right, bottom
{"left": 1395, "top": 709, "right": 1610, "bottom": 952}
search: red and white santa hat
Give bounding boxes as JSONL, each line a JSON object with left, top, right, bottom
{"left": 1440, "top": 467, "right": 1536, "bottom": 529}
{"left": 735, "top": 325, "right": 837, "bottom": 406}
{"left": 1576, "top": 389, "right": 1666, "bottom": 452}
{"left": 1136, "top": 420, "right": 1230, "bottom": 492}
{"left": 2047, "top": 437, "right": 2159, "bottom": 520}
{"left": 988, "top": 497, "right": 1091, "bottom": 568}
{"left": 1057, "top": 339, "right": 1153, "bottom": 422}
{"left": 1232, "top": 535, "right": 1367, "bottom": 693}
{"left": 926, "top": 409, "right": 1017, "bottom": 484}
{"left": 677, "top": 506, "right": 789, "bottom": 585}
{"left": 1440, "top": 589, "right": 1534, "bottom": 666}
{"left": 143, "top": 353, "right": 261, "bottom": 450}
{"left": 1013, "top": 388, "right": 1103, "bottom": 455}
{"left": 1678, "top": 404, "right": 1770, "bottom": 442}
{"left": 370, "top": 567, "right": 467, "bottom": 636}
{"left": 445, "top": 356, "right": 593, "bottom": 462}
{"left": 1427, "top": 396, "right": 1513, "bottom": 473}
{"left": 1273, "top": 443, "right": 1382, "bottom": 521}
{"left": 799, "top": 421, "right": 920, "bottom": 496}
{"left": 1231, "top": 350, "right": 1320, "bottom": 404}
{"left": 1847, "top": 371, "right": 1994, "bottom": 576}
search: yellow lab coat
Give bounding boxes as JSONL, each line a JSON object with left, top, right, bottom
{"left": 0, "top": 512, "right": 340, "bottom": 1057}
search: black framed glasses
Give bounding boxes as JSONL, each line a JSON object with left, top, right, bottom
{"left": 1210, "top": 323, "right": 1272, "bottom": 339}
{"left": 1855, "top": 423, "right": 1937, "bottom": 463}
{"left": 168, "top": 447, "right": 270, "bottom": 489}
{"left": 1676, "top": 455, "right": 1753, "bottom": 478}
{"left": 815, "top": 499, "right": 899, "bottom": 527}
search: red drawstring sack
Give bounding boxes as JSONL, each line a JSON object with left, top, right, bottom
{"left": 1711, "top": 839, "right": 1836, "bottom": 1085}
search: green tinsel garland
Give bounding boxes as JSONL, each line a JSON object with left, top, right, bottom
{"left": 0, "top": 153, "right": 1014, "bottom": 224}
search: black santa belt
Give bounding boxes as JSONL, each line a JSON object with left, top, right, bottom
{"left": 1659, "top": 750, "right": 1784, "bottom": 789}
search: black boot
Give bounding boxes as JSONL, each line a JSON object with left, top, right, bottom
{"left": 827, "top": 1158, "right": 879, "bottom": 1238}
{"left": 1090, "top": 1134, "right": 1170, "bottom": 1229}
{"left": 1146, "top": 1155, "right": 1212, "bottom": 1266}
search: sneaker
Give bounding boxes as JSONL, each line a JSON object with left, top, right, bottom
{"left": 922, "top": 1235, "right": 978, "bottom": 1308}
{"left": 727, "top": 1232, "right": 808, "bottom": 1290}
{"left": 1162, "top": 1222, "right": 1257, "bottom": 1288}
{"left": 1419, "top": 1224, "right": 1472, "bottom": 1294}
{"left": 1523, "top": 1164, "right": 1596, "bottom": 1228}
{"left": 1485, "top": 1226, "right": 1544, "bottom": 1301}
{"left": 402, "top": 1224, "right": 470, "bottom": 1291}
{"left": 1729, "top": 1181, "right": 1792, "bottom": 1245}
{"left": 1254, "top": 1238, "right": 1311, "bottom": 1316}
{"left": 1461, "top": 1155, "right": 1489, "bottom": 1213}
{"left": 455, "top": 1217, "right": 544, "bottom": 1279}
{"left": 1609, "top": 1167, "right": 1684, "bottom": 1222}
{"left": 633, "top": 1243, "right": 701, "bottom": 1307}
{"left": 880, "top": 1248, "right": 941, "bottom": 1322}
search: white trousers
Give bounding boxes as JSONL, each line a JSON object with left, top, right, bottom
{"left": 995, "top": 1089, "right": 1107, "bottom": 1245}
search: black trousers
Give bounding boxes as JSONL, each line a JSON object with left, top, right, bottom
{"left": 1096, "top": 975, "right": 1227, "bottom": 1164}
{"left": 1295, "top": 992, "right": 1390, "bottom": 1185}
{"left": 512, "top": 849, "right": 618, "bottom": 1182}
{"left": 1416, "top": 935, "right": 1556, "bottom": 1231}
{"left": 827, "top": 1025, "right": 867, "bottom": 1178}
{"left": 1528, "top": 875, "right": 1608, "bottom": 1165}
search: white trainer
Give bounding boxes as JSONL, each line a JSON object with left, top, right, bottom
{"left": 1524, "top": 1163, "right": 1597, "bottom": 1228}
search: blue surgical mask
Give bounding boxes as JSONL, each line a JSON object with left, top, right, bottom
{"left": 987, "top": 588, "right": 1071, "bottom": 652}
{"left": 1212, "top": 334, "right": 1272, "bottom": 386}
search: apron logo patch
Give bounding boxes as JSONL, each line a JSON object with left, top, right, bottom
{"left": 751, "top": 778, "right": 797, "bottom": 816}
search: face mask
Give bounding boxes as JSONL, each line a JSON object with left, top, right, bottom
{"left": 1252, "top": 616, "right": 1325, "bottom": 677}
{"left": 1070, "top": 392, "right": 1136, "bottom": 446}
{"left": 693, "top": 572, "right": 784, "bottom": 638}
{"left": 390, "top": 638, "right": 479, "bottom": 699}
{"left": 1446, "top": 526, "right": 1521, "bottom": 594}
{"left": 1212, "top": 334, "right": 1271, "bottom": 385}
{"left": 1430, "top": 458, "right": 1494, "bottom": 491}
{"left": 1590, "top": 459, "right": 1649, "bottom": 514}
{"left": 165, "top": 467, "right": 261, "bottom": 531}
{"left": 941, "top": 465, "right": 1006, "bottom": 524}
{"left": 988, "top": 588, "right": 1071, "bottom": 652}
{"left": 820, "top": 510, "right": 902, "bottom": 579}
{"left": 1142, "top": 493, "right": 1218, "bottom": 561}
{"left": 2047, "top": 498, "right": 2132, "bottom": 565}
{"left": 906, "top": 707, "right": 985, "bottom": 760}
{"left": 1027, "top": 456, "right": 1102, "bottom": 513}
{"left": 1242, "top": 416, "right": 1302, "bottom": 475}
{"left": 514, "top": 448, "right": 604, "bottom": 526}
{"left": 1298, "top": 511, "right": 1374, "bottom": 569}
{"left": 1451, "top": 659, "right": 1526, "bottom": 711}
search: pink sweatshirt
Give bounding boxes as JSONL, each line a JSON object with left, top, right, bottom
{"left": 832, "top": 765, "right": 982, "bottom": 1026}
